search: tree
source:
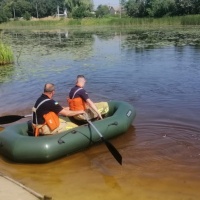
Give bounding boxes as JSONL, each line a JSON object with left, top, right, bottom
{"left": 14, "top": 0, "right": 32, "bottom": 17}
{"left": 174, "top": 0, "right": 193, "bottom": 15}
{"left": 96, "top": 5, "right": 110, "bottom": 17}
{"left": 125, "top": 0, "right": 147, "bottom": 17}
{"left": 23, "top": 11, "right": 31, "bottom": 20}
{"left": 3, "top": 0, "right": 32, "bottom": 18}
{"left": 125, "top": 0, "right": 177, "bottom": 17}
{"left": 191, "top": 0, "right": 200, "bottom": 14}
{"left": 146, "top": 0, "right": 175, "bottom": 17}
{"left": 0, "top": 8, "right": 10, "bottom": 23}
{"left": 82, "top": 0, "right": 93, "bottom": 11}
{"left": 2, "top": 0, "right": 17, "bottom": 19}
{"left": 120, "top": 0, "right": 127, "bottom": 7}
{"left": 72, "top": 4, "right": 87, "bottom": 18}
{"left": 65, "top": 0, "right": 93, "bottom": 13}
{"left": 30, "top": 0, "right": 39, "bottom": 18}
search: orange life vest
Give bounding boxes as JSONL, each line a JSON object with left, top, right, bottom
{"left": 43, "top": 111, "right": 60, "bottom": 131}
{"left": 33, "top": 112, "right": 60, "bottom": 137}
{"left": 68, "top": 97, "right": 86, "bottom": 111}
{"left": 67, "top": 88, "right": 86, "bottom": 111}
{"left": 32, "top": 99, "right": 60, "bottom": 136}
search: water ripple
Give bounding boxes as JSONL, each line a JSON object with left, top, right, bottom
{"left": 119, "top": 121, "right": 200, "bottom": 178}
{"left": 89, "top": 120, "right": 200, "bottom": 180}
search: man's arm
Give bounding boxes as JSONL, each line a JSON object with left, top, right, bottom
{"left": 59, "top": 107, "right": 85, "bottom": 117}
{"left": 77, "top": 89, "right": 102, "bottom": 119}
{"left": 86, "top": 99, "right": 102, "bottom": 119}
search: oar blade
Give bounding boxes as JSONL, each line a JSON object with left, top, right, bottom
{"left": 0, "top": 115, "right": 24, "bottom": 124}
{"left": 104, "top": 139, "right": 122, "bottom": 165}
{"left": 87, "top": 119, "right": 122, "bottom": 165}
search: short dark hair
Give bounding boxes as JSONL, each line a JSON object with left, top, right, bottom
{"left": 44, "top": 83, "right": 55, "bottom": 93}
{"left": 77, "top": 75, "right": 85, "bottom": 79}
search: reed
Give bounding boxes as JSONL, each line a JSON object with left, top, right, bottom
{"left": 0, "top": 19, "right": 62, "bottom": 27}
{"left": 181, "top": 15, "right": 200, "bottom": 25}
{"left": 0, "top": 15, "right": 199, "bottom": 28}
{"left": 0, "top": 42, "right": 14, "bottom": 65}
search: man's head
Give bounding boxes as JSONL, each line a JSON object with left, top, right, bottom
{"left": 44, "top": 83, "right": 55, "bottom": 98}
{"left": 76, "top": 75, "right": 86, "bottom": 87}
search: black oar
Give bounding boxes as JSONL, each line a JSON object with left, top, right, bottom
{"left": 87, "top": 119, "right": 122, "bottom": 165}
{"left": 0, "top": 114, "right": 32, "bottom": 124}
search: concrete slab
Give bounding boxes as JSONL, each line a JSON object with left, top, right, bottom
{"left": 0, "top": 174, "right": 52, "bottom": 200}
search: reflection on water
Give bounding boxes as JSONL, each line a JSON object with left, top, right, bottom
{"left": 0, "top": 28, "right": 200, "bottom": 199}
{"left": 4, "top": 29, "right": 95, "bottom": 61}
{"left": 0, "top": 64, "right": 15, "bottom": 83}
{"left": 1, "top": 125, "right": 200, "bottom": 199}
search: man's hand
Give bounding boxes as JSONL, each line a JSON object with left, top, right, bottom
{"left": 97, "top": 113, "right": 103, "bottom": 120}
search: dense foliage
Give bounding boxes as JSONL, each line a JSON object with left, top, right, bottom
{"left": 1, "top": 0, "right": 200, "bottom": 23}
{"left": 125, "top": 0, "right": 200, "bottom": 18}
{"left": 95, "top": 5, "right": 110, "bottom": 17}
{"left": 0, "top": 42, "right": 14, "bottom": 65}
{"left": 0, "top": 0, "right": 93, "bottom": 22}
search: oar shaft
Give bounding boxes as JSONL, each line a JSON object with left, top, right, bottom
{"left": 87, "top": 120, "right": 103, "bottom": 138}
{"left": 87, "top": 119, "right": 122, "bottom": 165}
{"left": 24, "top": 114, "right": 32, "bottom": 118}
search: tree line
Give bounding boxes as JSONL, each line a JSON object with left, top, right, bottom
{"left": 0, "top": 0, "right": 93, "bottom": 22}
{"left": 96, "top": 0, "right": 200, "bottom": 18}
{"left": 124, "top": 0, "right": 200, "bottom": 18}
{"left": 1, "top": 0, "right": 200, "bottom": 23}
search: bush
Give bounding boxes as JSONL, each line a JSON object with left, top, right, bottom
{"left": 0, "top": 42, "right": 14, "bottom": 65}
{"left": 23, "top": 11, "right": 31, "bottom": 21}
{"left": 96, "top": 5, "right": 110, "bottom": 18}
{"left": 0, "top": 9, "right": 9, "bottom": 23}
{"left": 72, "top": 5, "right": 87, "bottom": 19}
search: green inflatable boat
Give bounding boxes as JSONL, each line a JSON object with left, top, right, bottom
{"left": 0, "top": 101, "right": 136, "bottom": 163}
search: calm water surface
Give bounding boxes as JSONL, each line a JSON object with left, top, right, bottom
{"left": 0, "top": 28, "right": 200, "bottom": 200}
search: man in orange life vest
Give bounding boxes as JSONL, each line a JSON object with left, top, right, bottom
{"left": 68, "top": 75, "right": 109, "bottom": 120}
{"left": 32, "top": 83, "right": 85, "bottom": 136}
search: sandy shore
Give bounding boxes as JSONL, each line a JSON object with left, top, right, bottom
{"left": 0, "top": 174, "right": 52, "bottom": 200}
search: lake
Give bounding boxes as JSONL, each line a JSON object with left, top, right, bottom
{"left": 0, "top": 27, "right": 200, "bottom": 200}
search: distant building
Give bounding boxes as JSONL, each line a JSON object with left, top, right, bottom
{"left": 109, "top": 6, "right": 120, "bottom": 15}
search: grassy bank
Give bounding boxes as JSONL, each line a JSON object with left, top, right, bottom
{"left": 0, "top": 42, "right": 14, "bottom": 65}
{"left": 0, "top": 16, "right": 183, "bottom": 29}
{"left": 181, "top": 15, "right": 200, "bottom": 25}
{"left": 0, "top": 15, "right": 200, "bottom": 29}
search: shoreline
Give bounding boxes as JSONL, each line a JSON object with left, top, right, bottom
{"left": 0, "top": 173, "right": 52, "bottom": 200}
{"left": 0, "top": 15, "right": 200, "bottom": 29}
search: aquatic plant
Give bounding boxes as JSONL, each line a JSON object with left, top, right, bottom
{"left": 0, "top": 42, "right": 14, "bottom": 65}
{"left": 181, "top": 15, "right": 200, "bottom": 25}
{"left": 0, "top": 16, "right": 182, "bottom": 28}
{"left": 0, "top": 15, "right": 200, "bottom": 30}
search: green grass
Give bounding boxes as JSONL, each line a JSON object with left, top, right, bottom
{"left": 0, "top": 15, "right": 200, "bottom": 29}
{"left": 1, "top": 19, "right": 62, "bottom": 27}
{"left": 0, "top": 42, "right": 14, "bottom": 65}
{"left": 181, "top": 15, "right": 200, "bottom": 25}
